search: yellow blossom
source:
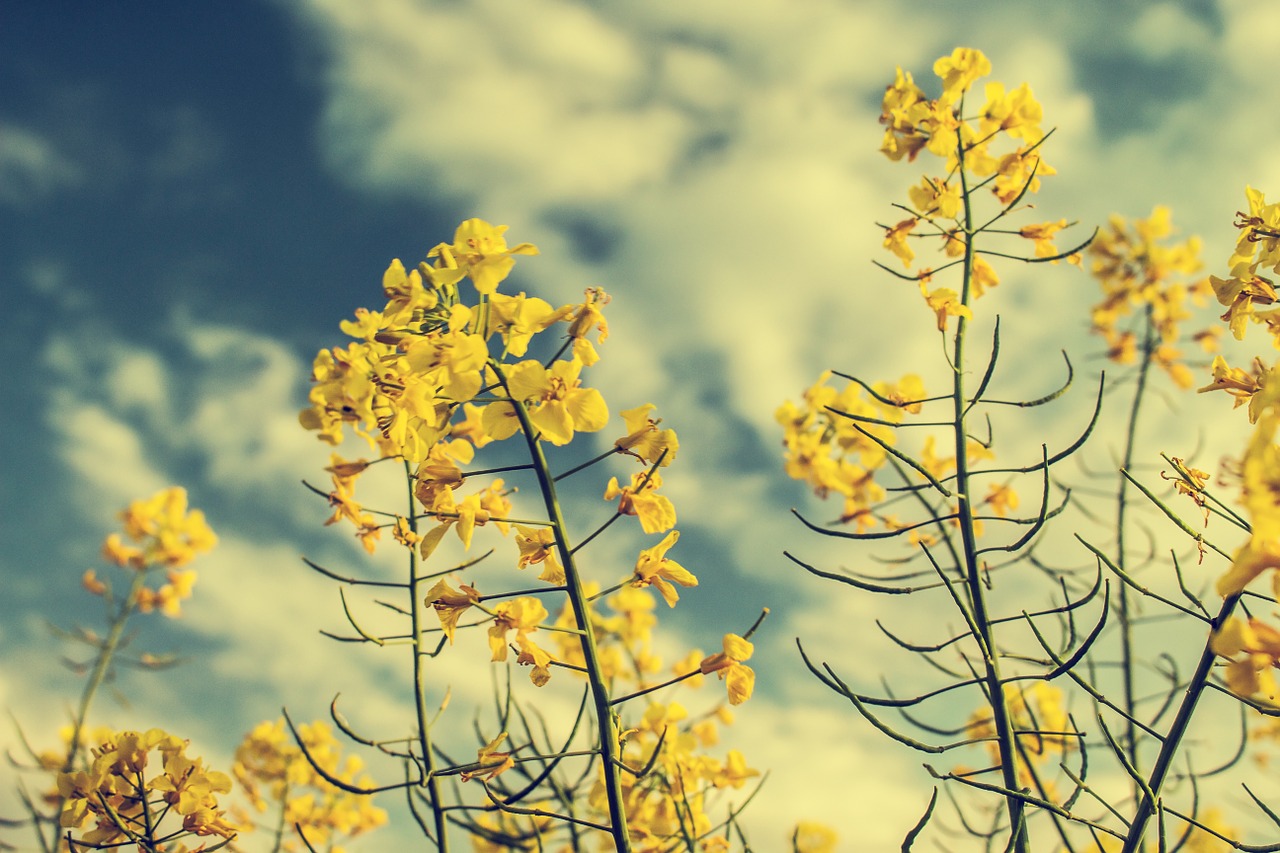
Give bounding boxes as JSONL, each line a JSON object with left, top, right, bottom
{"left": 1212, "top": 616, "right": 1280, "bottom": 702}
{"left": 487, "top": 597, "right": 549, "bottom": 663}
{"left": 934, "top": 47, "right": 991, "bottom": 104}
{"left": 486, "top": 291, "right": 571, "bottom": 356}
{"left": 485, "top": 358, "right": 609, "bottom": 446}
{"left": 427, "top": 218, "right": 538, "bottom": 295}
{"left": 700, "top": 634, "right": 755, "bottom": 705}
{"left": 605, "top": 471, "right": 677, "bottom": 533}
{"left": 883, "top": 217, "right": 918, "bottom": 268}
{"left": 979, "top": 81, "right": 1044, "bottom": 143}
{"left": 1020, "top": 219, "right": 1068, "bottom": 259}
{"left": 920, "top": 282, "right": 972, "bottom": 330}
{"left": 514, "top": 525, "right": 565, "bottom": 585}
{"left": 633, "top": 531, "right": 698, "bottom": 607}
{"left": 426, "top": 578, "right": 481, "bottom": 643}
{"left": 908, "top": 176, "right": 961, "bottom": 219}
{"left": 614, "top": 403, "right": 679, "bottom": 466}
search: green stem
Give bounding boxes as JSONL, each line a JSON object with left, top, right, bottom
{"left": 1113, "top": 306, "right": 1157, "bottom": 781}
{"left": 955, "top": 140, "right": 1029, "bottom": 853}
{"left": 404, "top": 461, "right": 450, "bottom": 851}
{"left": 270, "top": 781, "right": 289, "bottom": 853}
{"left": 47, "top": 570, "right": 148, "bottom": 853}
{"left": 1121, "top": 594, "right": 1241, "bottom": 852}
{"left": 488, "top": 361, "right": 632, "bottom": 852}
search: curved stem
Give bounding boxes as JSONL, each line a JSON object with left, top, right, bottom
{"left": 488, "top": 361, "right": 632, "bottom": 851}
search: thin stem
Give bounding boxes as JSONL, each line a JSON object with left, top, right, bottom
{"left": 404, "top": 460, "right": 450, "bottom": 850}
{"left": 1121, "top": 593, "right": 1242, "bottom": 853}
{"left": 48, "top": 569, "right": 149, "bottom": 853}
{"left": 1113, "top": 305, "right": 1156, "bottom": 780}
{"left": 954, "top": 124, "right": 1028, "bottom": 853}
{"left": 489, "top": 360, "right": 632, "bottom": 851}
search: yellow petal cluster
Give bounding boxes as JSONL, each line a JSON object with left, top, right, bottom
{"left": 1088, "top": 206, "right": 1212, "bottom": 388}
{"left": 58, "top": 728, "right": 238, "bottom": 847}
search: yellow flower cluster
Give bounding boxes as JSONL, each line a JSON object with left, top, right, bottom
{"left": 1207, "top": 187, "right": 1280, "bottom": 341}
{"left": 233, "top": 718, "right": 387, "bottom": 852}
{"left": 84, "top": 487, "right": 217, "bottom": 618}
{"left": 604, "top": 700, "right": 760, "bottom": 851}
{"left": 776, "top": 370, "right": 926, "bottom": 531}
{"left": 1088, "top": 206, "right": 1216, "bottom": 388}
{"left": 57, "top": 727, "right": 238, "bottom": 849}
{"left": 1197, "top": 189, "right": 1280, "bottom": 704}
{"left": 879, "top": 48, "right": 1071, "bottom": 330}
{"left": 298, "top": 219, "right": 761, "bottom": 849}
{"left": 299, "top": 218, "right": 607, "bottom": 465}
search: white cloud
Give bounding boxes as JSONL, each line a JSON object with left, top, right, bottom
{"left": 0, "top": 123, "right": 81, "bottom": 206}
{"left": 1130, "top": 3, "right": 1215, "bottom": 62}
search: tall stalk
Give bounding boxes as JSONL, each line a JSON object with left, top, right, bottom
{"left": 44, "top": 570, "right": 148, "bottom": 853}
{"left": 404, "top": 460, "right": 450, "bottom": 851}
{"left": 489, "top": 360, "right": 632, "bottom": 852}
{"left": 1111, "top": 305, "right": 1157, "bottom": 781}
{"left": 956, "top": 152, "right": 1028, "bottom": 853}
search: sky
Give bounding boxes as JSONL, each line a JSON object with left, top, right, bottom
{"left": 3, "top": 0, "right": 1278, "bottom": 849}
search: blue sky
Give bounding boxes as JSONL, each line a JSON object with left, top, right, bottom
{"left": 3, "top": 1, "right": 1276, "bottom": 849}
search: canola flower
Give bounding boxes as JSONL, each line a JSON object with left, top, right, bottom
{"left": 295, "top": 217, "right": 775, "bottom": 851}
{"left": 780, "top": 49, "right": 1091, "bottom": 853}
{"left": 57, "top": 727, "right": 238, "bottom": 850}
{"left": 1087, "top": 206, "right": 1215, "bottom": 389}
{"left": 27, "top": 490, "right": 219, "bottom": 853}
{"left": 233, "top": 718, "right": 387, "bottom": 853}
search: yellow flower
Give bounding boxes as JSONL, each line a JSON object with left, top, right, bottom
{"left": 148, "top": 569, "right": 197, "bottom": 617}
{"left": 792, "top": 821, "right": 839, "bottom": 853}
{"left": 486, "top": 291, "right": 571, "bottom": 356}
{"left": 1020, "top": 219, "right": 1068, "bottom": 258}
{"left": 428, "top": 218, "right": 538, "bottom": 295}
{"left": 380, "top": 258, "right": 450, "bottom": 327}
{"left": 515, "top": 635, "right": 554, "bottom": 686}
{"left": 614, "top": 403, "right": 679, "bottom": 466}
{"left": 488, "top": 597, "right": 549, "bottom": 662}
{"left": 632, "top": 531, "right": 698, "bottom": 607}
{"left": 970, "top": 256, "right": 1000, "bottom": 299}
{"left": 485, "top": 358, "right": 609, "bottom": 446}
{"left": 700, "top": 634, "right": 755, "bottom": 705}
{"left": 920, "top": 282, "right": 972, "bottom": 330}
{"left": 993, "top": 147, "right": 1055, "bottom": 203}
{"left": 1211, "top": 267, "right": 1278, "bottom": 340}
{"left": 566, "top": 287, "right": 610, "bottom": 366}
{"left": 102, "top": 533, "right": 144, "bottom": 569}
{"left": 118, "top": 487, "right": 217, "bottom": 568}
{"left": 883, "top": 217, "right": 918, "bottom": 268}
{"left": 426, "top": 578, "right": 481, "bottom": 643}
{"left": 60, "top": 728, "right": 240, "bottom": 848}
{"left": 605, "top": 471, "right": 677, "bottom": 534}
{"left": 462, "top": 733, "right": 516, "bottom": 782}
{"left": 983, "top": 483, "right": 1019, "bottom": 517}
{"left": 713, "top": 749, "right": 760, "bottom": 789}
{"left": 1212, "top": 616, "right": 1280, "bottom": 702}
{"left": 933, "top": 47, "right": 991, "bottom": 104}
{"left": 412, "top": 441, "right": 470, "bottom": 509}
{"left": 233, "top": 718, "right": 387, "bottom": 847}
{"left": 513, "top": 525, "right": 565, "bottom": 584}
{"left": 979, "top": 81, "right": 1044, "bottom": 143}
{"left": 908, "top": 176, "right": 961, "bottom": 219}
{"left": 879, "top": 67, "right": 928, "bottom": 162}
